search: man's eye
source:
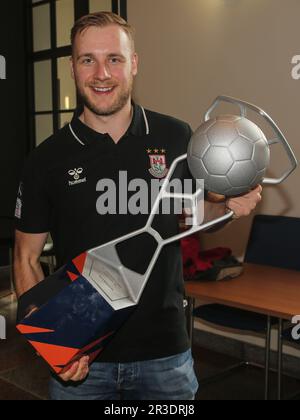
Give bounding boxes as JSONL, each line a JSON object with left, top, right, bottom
{"left": 82, "top": 58, "right": 93, "bottom": 64}
{"left": 110, "top": 57, "right": 121, "bottom": 64}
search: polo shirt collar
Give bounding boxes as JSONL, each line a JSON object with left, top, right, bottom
{"left": 69, "top": 103, "right": 149, "bottom": 146}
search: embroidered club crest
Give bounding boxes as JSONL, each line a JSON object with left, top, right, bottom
{"left": 149, "top": 154, "right": 169, "bottom": 179}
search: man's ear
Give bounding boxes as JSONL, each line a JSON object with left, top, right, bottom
{"left": 70, "top": 57, "right": 75, "bottom": 80}
{"left": 132, "top": 53, "right": 139, "bottom": 77}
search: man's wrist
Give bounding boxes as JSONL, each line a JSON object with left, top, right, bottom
{"left": 205, "top": 190, "right": 227, "bottom": 203}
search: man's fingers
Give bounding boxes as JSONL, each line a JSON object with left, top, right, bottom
{"left": 59, "top": 361, "right": 80, "bottom": 382}
{"left": 226, "top": 186, "right": 263, "bottom": 219}
{"left": 25, "top": 306, "right": 39, "bottom": 318}
{"left": 69, "top": 357, "right": 89, "bottom": 382}
{"left": 228, "top": 201, "right": 252, "bottom": 218}
{"left": 256, "top": 184, "right": 263, "bottom": 194}
{"left": 59, "top": 356, "right": 89, "bottom": 382}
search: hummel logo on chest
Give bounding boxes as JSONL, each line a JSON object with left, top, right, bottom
{"left": 68, "top": 168, "right": 87, "bottom": 186}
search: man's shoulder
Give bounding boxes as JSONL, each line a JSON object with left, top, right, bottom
{"left": 26, "top": 124, "right": 72, "bottom": 166}
{"left": 35, "top": 124, "right": 71, "bottom": 153}
{"left": 145, "top": 108, "right": 192, "bottom": 136}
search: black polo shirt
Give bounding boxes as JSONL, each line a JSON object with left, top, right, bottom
{"left": 15, "top": 103, "right": 193, "bottom": 362}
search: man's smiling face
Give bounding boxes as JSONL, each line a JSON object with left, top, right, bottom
{"left": 71, "top": 24, "right": 138, "bottom": 116}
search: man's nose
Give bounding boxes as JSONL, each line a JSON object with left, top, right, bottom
{"left": 94, "top": 62, "right": 111, "bottom": 80}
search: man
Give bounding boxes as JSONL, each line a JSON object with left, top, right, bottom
{"left": 14, "top": 12, "right": 262, "bottom": 400}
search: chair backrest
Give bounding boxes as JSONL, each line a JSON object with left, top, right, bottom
{"left": 244, "top": 214, "right": 300, "bottom": 271}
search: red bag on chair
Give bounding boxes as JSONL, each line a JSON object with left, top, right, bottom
{"left": 181, "top": 235, "right": 240, "bottom": 281}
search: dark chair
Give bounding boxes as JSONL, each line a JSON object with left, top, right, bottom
{"left": 245, "top": 214, "right": 300, "bottom": 399}
{"left": 244, "top": 215, "right": 300, "bottom": 271}
{"left": 193, "top": 214, "right": 300, "bottom": 400}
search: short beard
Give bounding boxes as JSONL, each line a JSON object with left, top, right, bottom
{"left": 77, "top": 80, "right": 133, "bottom": 117}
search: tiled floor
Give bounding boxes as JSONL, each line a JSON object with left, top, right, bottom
{"left": 0, "top": 269, "right": 50, "bottom": 400}
{"left": 0, "top": 271, "right": 300, "bottom": 400}
{"left": 0, "top": 267, "right": 12, "bottom": 299}
{"left": 0, "top": 294, "right": 50, "bottom": 400}
{"left": 194, "top": 347, "right": 300, "bottom": 400}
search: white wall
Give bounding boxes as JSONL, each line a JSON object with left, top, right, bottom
{"left": 128, "top": 0, "right": 300, "bottom": 254}
{"left": 128, "top": 0, "right": 300, "bottom": 356}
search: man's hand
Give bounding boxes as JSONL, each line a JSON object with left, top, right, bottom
{"left": 25, "top": 306, "right": 39, "bottom": 318}
{"left": 59, "top": 356, "right": 90, "bottom": 383}
{"left": 226, "top": 185, "right": 262, "bottom": 219}
{"left": 24, "top": 304, "right": 90, "bottom": 381}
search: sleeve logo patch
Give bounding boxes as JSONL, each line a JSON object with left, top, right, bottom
{"left": 15, "top": 198, "right": 22, "bottom": 219}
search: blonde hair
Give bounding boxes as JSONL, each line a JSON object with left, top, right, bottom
{"left": 71, "top": 12, "right": 135, "bottom": 53}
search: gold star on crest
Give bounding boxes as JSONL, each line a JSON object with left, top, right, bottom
{"left": 154, "top": 149, "right": 159, "bottom": 154}
{"left": 147, "top": 149, "right": 152, "bottom": 154}
{"left": 161, "top": 149, "right": 166, "bottom": 154}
